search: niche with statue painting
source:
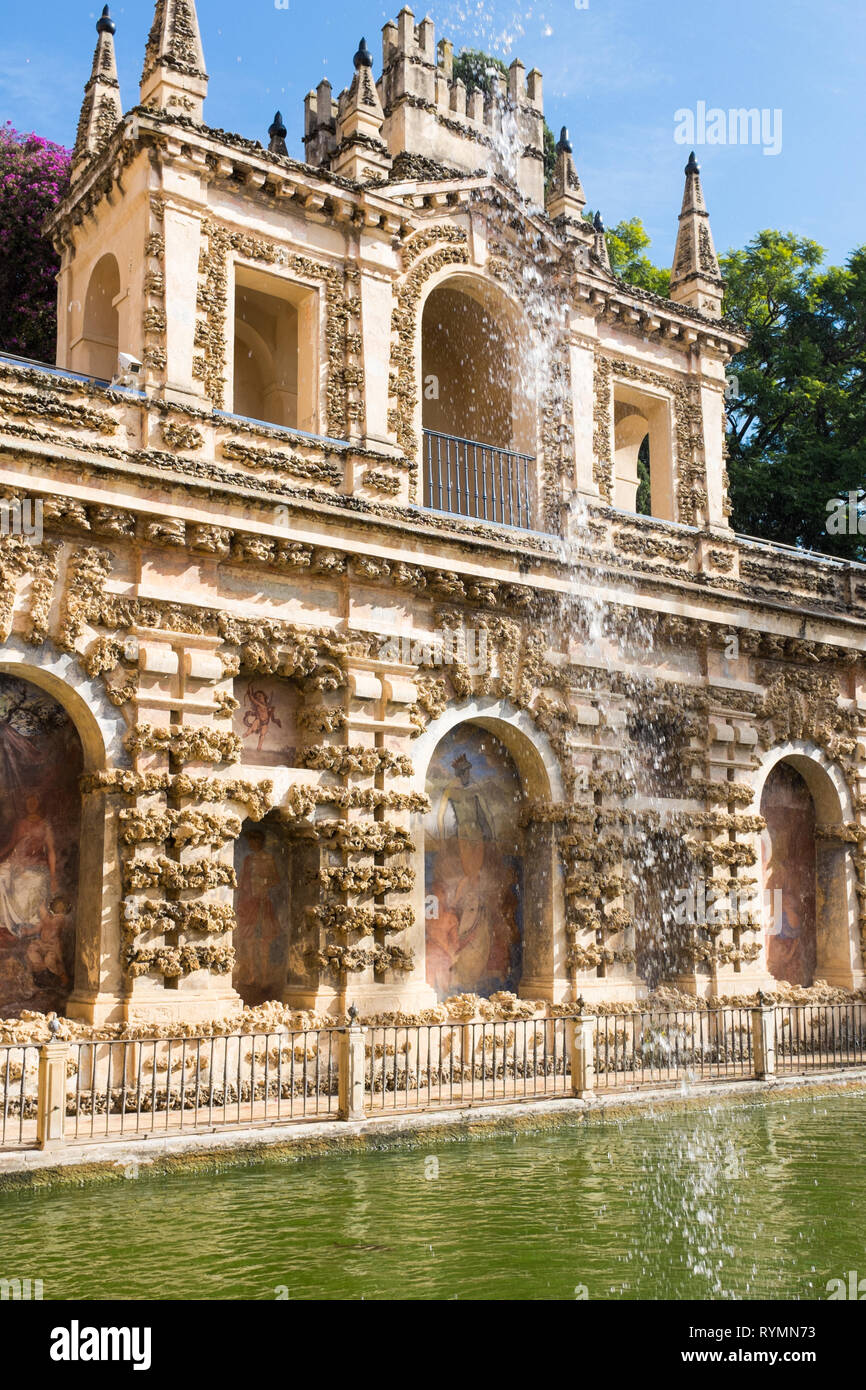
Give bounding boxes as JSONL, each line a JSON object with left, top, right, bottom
{"left": 0, "top": 676, "right": 83, "bottom": 1018}
{"left": 423, "top": 724, "right": 525, "bottom": 1002}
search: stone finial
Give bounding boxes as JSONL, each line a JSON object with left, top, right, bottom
{"left": 437, "top": 38, "right": 454, "bottom": 79}
{"left": 507, "top": 58, "right": 526, "bottom": 103}
{"left": 593, "top": 210, "right": 611, "bottom": 269}
{"left": 670, "top": 150, "right": 724, "bottom": 315}
{"left": 72, "top": 6, "right": 123, "bottom": 178}
{"left": 546, "top": 124, "right": 587, "bottom": 224}
{"left": 354, "top": 37, "right": 373, "bottom": 69}
{"left": 526, "top": 67, "right": 543, "bottom": 111}
{"left": 331, "top": 36, "right": 393, "bottom": 183}
{"left": 268, "top": 110, "right": 288, "bottom": 156}
{"left": 304, "top": 78, "right": 338, "bottom": 167}
{"left": 140, "top": 0, "right": 208, "bottom": 123}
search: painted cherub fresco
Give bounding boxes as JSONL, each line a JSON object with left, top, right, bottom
{"left": 242, "top": 683, "right": 283, "bottom": 751}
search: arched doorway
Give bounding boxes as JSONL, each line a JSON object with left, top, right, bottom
{"left": 760, "top": 761, "right": 818, "bottom": 987}
{"left": 423, "top": 723, "right": 524, "bottom": 1001}
{"left": 78, "top": 253, "right": 120, "bottom": 380}
{"left": 421, "top": 278, "right": 535, "bottom": 528}
{"left": 0, "top": 674, "right": 84, "bottom": 1017}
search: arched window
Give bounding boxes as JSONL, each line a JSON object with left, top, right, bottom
{"left": 77, "top": 253, "right": 120, "bottom": 380}
{"left": 760, "top": 761, "right": 818, "bottom": 987}
{"left": 613, "top": 384, "right": 674, "bottom": 521}
{"left": 421, "top": 280, "right": 535, "bottom": 528}
{"left": 232, "top": 266, "right": 318, "bottom": 432}
{"left": 423, "top": 722, "right": 524, "bottom": 1001}
{"left": 0, "top": 675, "right": 83, "bottom": 1018}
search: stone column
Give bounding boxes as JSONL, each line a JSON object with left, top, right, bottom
{"left": 751, "top": 995, "right": 776, "bottom": 1079}
{"left": 338, "top": 1014, "right": 368, "bottom": 1120}
{"left": 569, "top": 1011, "right": 596, "bottom": 1098}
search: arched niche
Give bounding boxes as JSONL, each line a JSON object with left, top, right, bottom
{"left": 75, "top": 253, "right": 121, "bottom": 381}
{"left": 234, "top": 813, "right": 313, "bottom": 1006}
{"left": 0, "top": 652, "right": 124, "bottom": 1022}
{"left": 419, "top": 272, "right": 536, "bottom": 527}
{"left": 755, "top": 743, "right": 862, "bottom": 990}
{"left": 0, "top": 673, "right": 87, "bottom": 1018}
{"left": 413, "top": 700, "right": 567, "bottom": 1002}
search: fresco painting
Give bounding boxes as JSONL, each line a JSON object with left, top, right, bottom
{"left": 0, "top": 676, "right": 82, "bottom": 1017}
{"left": 424, "top": 724, "right": 524, "bottom": 1001}
{"left": 233, "top": 820, "right": 294, "bottom": 1005}
{"left": 234, "top": 678, "right": 295, "bottom": 766}
{"left": 760, "top": 761, "right": 818, "bottom": 987}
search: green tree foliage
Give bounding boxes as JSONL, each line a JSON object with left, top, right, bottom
{"left": 452, "top": 48, "right": 557, "bottom": 186}
{"left": 721, "top": 231, "right": 866, "bottom": 560}
{"left": 0, "top": 124, "right": 70, "bottom": 363}
{"left": 584, "top": 211, "right": 671, "bottom": 297}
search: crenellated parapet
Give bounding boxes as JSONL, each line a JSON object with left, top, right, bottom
{"left": 374, "top": 7, "right": 546, "bottom": 203}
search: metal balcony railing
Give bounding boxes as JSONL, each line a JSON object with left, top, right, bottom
{"left": 423, "top": 429, "right": 535, "bottom": 530}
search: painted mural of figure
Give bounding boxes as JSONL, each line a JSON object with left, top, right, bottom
{"left": 761, "top": 762, "right": 818, "bottom": 988}
{"left": 440, "top": 752, "right": 497, "bottom": 991}
{"left": 425, "top": 731, "right": 523, "bottom": 1001}
{"left": 0, "top": 676, "right": 83, "bottom": 1018}
{"left": 234, "top": 826, "right": 287, "bottom": 1003}
{"left": 0, "top": 794, "right": 57, "bottom": 938}
{"left": 242, "top": 683, "right": 283, "bottom": 751}
{"left": 26, "top": 896, "right": 71, "bottom": 991}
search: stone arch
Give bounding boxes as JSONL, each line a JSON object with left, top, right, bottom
{"left": 415, "top": 266, "right": 539, "bottom": 527}
{"left": 420, "top": 270, "right": 535, "bottom": 450}
{"left": 389, "top": 232, "right": 471, "bottom": 468}
{"left": 412, "top": 699, "right": 566, "bottom": 1003}
{"left": 0, "top": 645, "right": 127, "bottom": 1022}
{"left": 79, "top": 253, "right": 120, "bottom": 380}
{"left": 753, "top": 740, "right": 862, "bottom": 991}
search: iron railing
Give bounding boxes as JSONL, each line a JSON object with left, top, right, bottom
{"left": 365, "top": 1017, "right": 572, "bottom": 1113}
{"left": 423, "top": 429, "right": 535, "bottom": 529}
{"left": 773, "top": 1003, "right": 866, "bottom": 1074}
{"left": 594, "top": 1009, "right": 755, "bottom": 1089}
{"left": 0, "top": 1045, "right": 39, "bottom": 1149}
{"left": 64, "top": 1030, "right": 340, "bottom": 1142}
{"left": 4, "top": 1004, "right": 866, "bottom": 1154}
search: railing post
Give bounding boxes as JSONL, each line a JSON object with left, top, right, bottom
{"left": 338, "top": 1006, "right": 368, "bottom": 1122}
{"left": 569, "top": 1000, "right": 596, "bottom": 1098}
{"left": 37, "top": 1031, "right": 68, "bottom": 1150}
{"left": 751, "top": 993, "right": 776, "bottom": 1080}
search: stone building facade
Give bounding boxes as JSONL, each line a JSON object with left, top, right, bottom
{"left": 0, "top": 0, "right": 863, "bottom": 1026}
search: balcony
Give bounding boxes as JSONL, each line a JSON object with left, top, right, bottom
{"left": 423, "top": 429, "right": 535, "bottom": 531}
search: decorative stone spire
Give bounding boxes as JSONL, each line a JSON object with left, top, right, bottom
{"left": 71, "top": 8, "right": 123, "bottom": 179}
{"left": 330, "top": 37, "right": 393, "bottom": 182}
{"left": 140, "top": 0, "right": 208, "bottom": 123}
{"left": 546, "top": 127, "right": 586, "bottom": 224}
{"left": 268, "top": 111, "right": 288, "bottom": 156}
{"left": 592, "top": 210, "right": 611, "bottom": 270}
{"left": 669, "top": 151, "right": 724, "bottom": 315}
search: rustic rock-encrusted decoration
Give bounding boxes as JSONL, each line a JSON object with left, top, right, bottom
{"left": 72, "top": 8, "right": 123, "bottom": 175}
{"left": 140, "top": 0, "right": 208, "bottom": 122}
{"left": 389, "top": 226, "right": 470, "bottom": 463}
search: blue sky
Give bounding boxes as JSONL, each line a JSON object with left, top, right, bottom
{"left": 2, "top": 0, "right": 864, "bottom": 269}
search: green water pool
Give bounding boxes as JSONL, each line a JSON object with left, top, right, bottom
{"left": 2, "top": 1092, "right": 864, "bottom": 1300}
